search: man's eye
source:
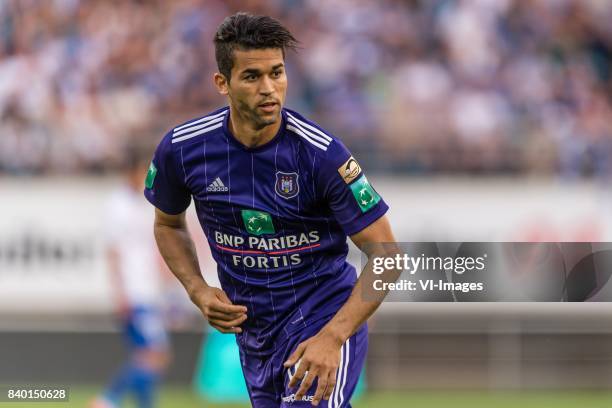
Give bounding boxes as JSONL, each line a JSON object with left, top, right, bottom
{"left": 245, "top": 75, "right": 257, "bottom": 81}
{"left": 272, "top": 71, "right": 282, "bottom": 77}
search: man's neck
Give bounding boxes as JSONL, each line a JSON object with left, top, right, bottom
{"left": 228, "top": 107, "right": 281, "bottom": 149}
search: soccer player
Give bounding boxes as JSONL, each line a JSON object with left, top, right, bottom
{"left": 145, "top": 12, "right": 395, "bottom": 407}
{"left": 92, "top": 148, "right": 171, "bottom": 408}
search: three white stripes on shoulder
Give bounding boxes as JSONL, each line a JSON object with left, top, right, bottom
{"left": 171, "top": 109, "right": 332, "bottom": 151}
{"left": 172, "top": 110, "right": 227, "bottom": 144}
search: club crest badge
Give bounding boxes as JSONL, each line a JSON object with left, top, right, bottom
{"left": 275, "top": 171, "right": 299, "bottom": 199}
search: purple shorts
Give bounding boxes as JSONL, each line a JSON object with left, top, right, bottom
{"left": 239, "top": 324, "right": 367, "bottom": 407}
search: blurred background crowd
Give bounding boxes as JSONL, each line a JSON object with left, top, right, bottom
{"left": 2, "top": 2, "right": 612, "bottom": 404}
{"left": 0, "top": 0, "right": 611, "bottom": 176}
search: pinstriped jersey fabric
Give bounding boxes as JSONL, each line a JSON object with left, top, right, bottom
{"left": 145, "top": 106, "right": 388, "bottom": 354}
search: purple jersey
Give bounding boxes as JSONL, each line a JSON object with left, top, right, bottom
{"left": 145, "top": 106, "right": 388, "bottom": 355}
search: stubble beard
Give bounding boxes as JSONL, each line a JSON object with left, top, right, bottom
{"left": 240, "top": 100, "right": 279, "bottom": 130}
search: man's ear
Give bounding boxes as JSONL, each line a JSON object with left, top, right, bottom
{"left": 214, "top": 73, "right": 229, "bottom": 96}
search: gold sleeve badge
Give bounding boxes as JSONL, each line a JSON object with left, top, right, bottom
{"left": 337, "top": 156, "right": 362, "bottom": 184}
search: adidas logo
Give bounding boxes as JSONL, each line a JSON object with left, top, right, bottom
{"left": 206, "top": 177, "right": 229, "bottom": 192}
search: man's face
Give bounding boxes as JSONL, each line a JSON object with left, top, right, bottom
{"left": 220, "top": 48, "right": 287, "bottom": 129}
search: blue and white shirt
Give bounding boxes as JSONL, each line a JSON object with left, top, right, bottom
{"left": 145, "top": 106, "right": 388, "bottom": 354}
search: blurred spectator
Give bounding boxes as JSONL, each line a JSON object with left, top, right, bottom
{"left": 91, "top": 145, "right": 171, "bottom": 408}
{"left": 0, "top": 0, "right": 611, "bottom": 176}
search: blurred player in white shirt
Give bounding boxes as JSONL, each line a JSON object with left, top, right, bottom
{"left": 91, "top": 148, "right": 171, "bottom": 408}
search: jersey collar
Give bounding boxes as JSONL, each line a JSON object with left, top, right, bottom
{"left": 223, "top": 107, "right": 286, "bottom": 152}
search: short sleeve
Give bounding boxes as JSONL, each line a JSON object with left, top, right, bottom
{"left": 317, "top": 140, "right": 389, "bottom": 236}
{"left": 144, "top": 132, "right": 191, "bottom": 214}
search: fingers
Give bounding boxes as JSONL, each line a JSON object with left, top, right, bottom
{"left": 310, "top": 371, "right": 330, "bottom": 406}
{"left": 199, "top": 291, "right": 247, "bottom": 320}
{"left": 322, "top": 369, "right": 337, "bottom": 401}
{"left": 215, "top": 289, "right": 248, "bottom": 314}
{"left": 288, "top": 359, "right": 305, "bottom": 389}
{"left": 192, "top": 287, "right": 247, "bottom": 316}
{"left": 206, "top": 309, "right": 246, "bottom": 321}
{"left": 200, "top": 290, "right": 247, "bottom": 333}
{"left": 284, "top": 337, "right": 341, "bottom": 405}
{"left": 290, "top": 365, "right": 336, "bottom": 406}
{"left": 284, "top": 342, "right": 306, "bottom": 368}
{"left": 210, "top": 299, "right": 247, "bottom": 315}
{"left": 295, "top": 369, "right": 317, "bottom": 402}
{"left": 192, "top": 288, "right": 248, "bottom": 335}
{"left": 210, "top": 323, "right": 242, "bottom": 334}
{"left": 209, "top": 314, "right": 247, "bottom": 329}
{"left": 206, "top": 300, "right": 247, "bottom": 334}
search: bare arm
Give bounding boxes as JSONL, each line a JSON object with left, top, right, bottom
{"left": 153, "top": 208, "right": 204, "bottom": 296}
{"left": 317, "top": 215, "right": 397, "bottom": 343}
{"left": 154, "top": 208, "right": 247, "bottom": 333}
{"left": 285, "top": 215, "right": 397, "bottom": 406}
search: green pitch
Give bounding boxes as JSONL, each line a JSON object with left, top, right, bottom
{"left": 3, "top": 388, "right": 612, "bottom": 408}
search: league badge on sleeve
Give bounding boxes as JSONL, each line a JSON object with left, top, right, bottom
{"left": 275, "top": 171, "right": 299, "bottom": 199}
{"left": 145, "top": 162, "right": 157, "bottom": 189}
{"left": 350, "top": 175, "right": 381, "bottom": 212}
{"left": 338, "top": 156, "right": 362, "bottom": 184}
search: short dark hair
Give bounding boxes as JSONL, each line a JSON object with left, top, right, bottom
{"left": 214, "top": 12, "right": 298, "bottom": 81}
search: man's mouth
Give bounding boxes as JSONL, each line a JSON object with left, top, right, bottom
{"left": 258, "top": 101, "right": 278, "bottom": 113}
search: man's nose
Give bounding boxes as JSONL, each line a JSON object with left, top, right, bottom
{"left": 259, "top": 76, "right": 274, "bottom": 95}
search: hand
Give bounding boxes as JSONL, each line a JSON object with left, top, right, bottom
{"left": 190, "top": 285, "right": 247, "bottom": 333}
{"left": 283, "top": 331, "right": 343, "bottom": 406}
